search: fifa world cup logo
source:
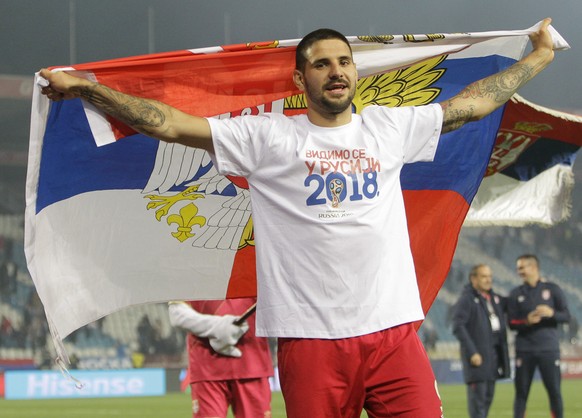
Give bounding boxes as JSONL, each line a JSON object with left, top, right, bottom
{"left": 329, "top": 178, "right": 344, "bottom": 208}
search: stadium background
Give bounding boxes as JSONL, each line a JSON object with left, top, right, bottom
{"left": 1, "top": 0, "right": 581, "bottom": 416}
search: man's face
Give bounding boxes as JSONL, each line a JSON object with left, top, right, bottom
{"left": 294, "top": 39, "right": 358, "bottom": 117}
{"left": 516, "top": 258, "right": 539, "bottom": 282}
{"left": 471, "top": 265, "right": 493, "bottom": 293}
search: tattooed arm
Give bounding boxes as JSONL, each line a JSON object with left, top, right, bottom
{"left": 38, "top": 69, "right": 214, "bottom": 153}
{"left": 440, "top": 18, "right": 555, "bottom": 134}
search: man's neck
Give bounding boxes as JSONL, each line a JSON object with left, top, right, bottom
{"left": 525, "top": 276, "right": 541, "bottom": 287}
{"left": 307, "top": 108, "right": 353, "bottom": 127}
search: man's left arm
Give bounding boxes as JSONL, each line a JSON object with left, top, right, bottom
{"left": 440, "top": 18, "right": 555, "bottom": 134}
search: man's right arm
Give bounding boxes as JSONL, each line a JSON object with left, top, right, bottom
{"left": 39, "top": 69, "right": 214, "bottom": 154}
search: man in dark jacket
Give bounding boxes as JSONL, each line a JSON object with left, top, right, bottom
{"left": 452, "top": 264, "right": 510, "bottom": 418}
{"left": 507, "top": 254, "right": 570, "bottom": 418}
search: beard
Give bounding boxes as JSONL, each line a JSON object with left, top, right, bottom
{"left": 304, "top": 79, "right": 356, "bottom": 115}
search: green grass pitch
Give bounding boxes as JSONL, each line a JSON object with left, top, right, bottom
{"left": 2, "top": 380, "right": 581, "bottom": 417}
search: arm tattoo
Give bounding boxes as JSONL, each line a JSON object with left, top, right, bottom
{"left": 461, "top": 63, "right": 535, "bottom": 104}
{"left": 77, "top": 84, "right": 166, "bottom": 134}
{"left": 442, "top": 63, "right": 534, "bottom": 133}
{"left": 441, "top": 102, "right": 475, "bottom": 133}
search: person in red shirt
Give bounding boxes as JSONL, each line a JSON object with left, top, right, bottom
{"left": 169, "top": 298, "right": 273, "bottom": 418}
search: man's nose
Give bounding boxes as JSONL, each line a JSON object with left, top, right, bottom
{"left": 329, "top": 62, "right": 343, "bottom": 78}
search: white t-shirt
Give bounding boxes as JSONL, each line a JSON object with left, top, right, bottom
{"left": 208, "top": 104, "right": 443, "bottom": 339}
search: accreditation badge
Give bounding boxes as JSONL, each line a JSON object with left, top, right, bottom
{"left": 489, "top": 314, "right": 501, "bottom": 332}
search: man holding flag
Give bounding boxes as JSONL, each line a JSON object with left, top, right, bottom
{"left": 39, "top": 18, "right": 555, "bottom": 417}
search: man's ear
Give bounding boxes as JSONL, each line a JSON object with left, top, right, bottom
{"left": 293, "top": 69, "right": 305, "bottom": 91}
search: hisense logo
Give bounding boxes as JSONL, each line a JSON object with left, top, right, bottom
{"left": 26, "top": 374, "right": 145, "bottom": 397}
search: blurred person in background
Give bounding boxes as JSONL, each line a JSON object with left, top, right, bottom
{"left": 507, "top": 254, "right": 570, "bottom": 418}
{"left": 168, "top": 299, "right": 272, "bottom": 418}
{"left": 452, "top": 264, "right": 510, "bottom": 418}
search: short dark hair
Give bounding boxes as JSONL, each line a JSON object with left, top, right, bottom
{"left": 295, "top": 28, "right": 352, "bottom": 72}
{"left": 517, "top": 254, "right": 539, "bottom": 267}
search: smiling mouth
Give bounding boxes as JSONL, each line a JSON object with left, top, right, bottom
{"left": 325, "top": 83, "right": 348, "bottom": 94}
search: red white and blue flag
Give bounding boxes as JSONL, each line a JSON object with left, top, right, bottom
{"left": 25, "top": 22, "right": 570, "bottom": 349}
{"left": 464, "top": 94, "right": 582, "bottom": 226}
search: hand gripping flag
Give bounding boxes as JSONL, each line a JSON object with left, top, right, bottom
{"left": 26, "top": 22, "right": 569, "bottom": 356}
{"left": 464, "top": 94, "right": 582, "bottom": 226}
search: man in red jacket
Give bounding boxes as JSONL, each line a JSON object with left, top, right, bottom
{"left": 169, "top": 298, "right": 273, "bottom": 418}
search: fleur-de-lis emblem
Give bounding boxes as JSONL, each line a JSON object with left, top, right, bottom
{"left": 145, "top": 185, "right": 205, "bottom": 221}
{"left": 167, "top": 203, "right": 206, "bottom": 242}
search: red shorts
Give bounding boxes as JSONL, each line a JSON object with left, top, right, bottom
{"left": 190, "top": 377, "right": 271, "bottom": 418}
{"left": 277, "top": 323, "right": 443, "bottom": 418}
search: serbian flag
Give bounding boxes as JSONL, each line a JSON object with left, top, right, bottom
{"left": 25, "top": 22, "right": 569, "bottom": 351}
{"left": 464, "top": 94, "right": 582, "bottom": 226}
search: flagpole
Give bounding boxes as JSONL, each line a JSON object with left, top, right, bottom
{"left": 233, "top": 304, "right": 257, "bottom": 326}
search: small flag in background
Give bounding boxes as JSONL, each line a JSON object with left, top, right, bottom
{"left": 464, "top": 94, "right": 582, "bottom": 227}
